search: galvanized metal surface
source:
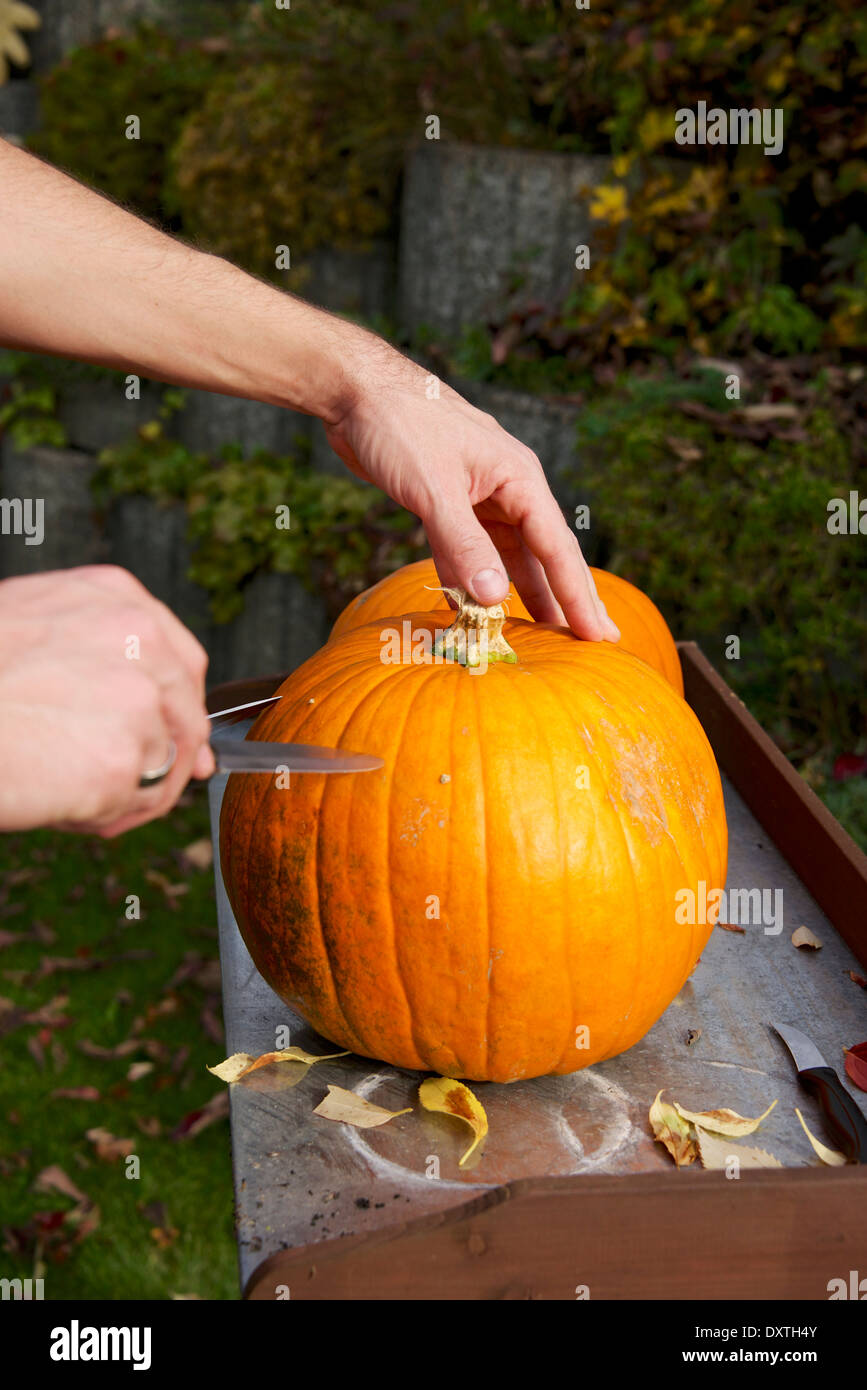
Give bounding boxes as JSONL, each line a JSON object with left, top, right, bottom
{"left": 207, "top": 736, "right": 867, "bottom": 1292}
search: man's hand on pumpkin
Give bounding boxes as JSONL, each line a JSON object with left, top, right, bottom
{"left": 324, "top": 332, "right": 619, "bottom": 642}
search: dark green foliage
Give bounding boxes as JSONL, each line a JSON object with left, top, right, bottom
{"left": 93, "top": 420, "right": 425, "bottom": 623}
{"left": 572, "top": 365, "right": 867, "bottom": 765}
{"left": 29, "top": 27, "right": 228, "bottom": 224}
{"left": 25, "top": 3, "right": 867, "bottom": 355}
{"left": 0, "top": 793, "right": 238, "bottom": 1299}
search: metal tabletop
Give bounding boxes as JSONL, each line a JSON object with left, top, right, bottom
{"left": 207, "top": 728, "right": 867, "bottom": 1293}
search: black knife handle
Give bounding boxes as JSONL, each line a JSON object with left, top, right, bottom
{"left": 800, "top": 1066, "right": 867, "bottom": 1163}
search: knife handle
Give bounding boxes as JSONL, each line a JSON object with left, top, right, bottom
{"left": 800, "top": 1066, "right": 867, "bottom": 1163}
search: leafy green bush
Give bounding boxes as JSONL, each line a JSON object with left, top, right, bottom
{"left": 93, "top": 424, "right": 425, "bottom": 622}
{"left": 573, "top": 365, "right": 866, "bottom": 762}
{"left": 29, "top": 27, "right": 228, "bottom": 224}
{"left": 167, "top": 62, "right": 397, "bottom": 279}
{"left": 0, "top": 380, "right": 67, "bottom": 448}
{"left": 25, "top": 2, "right": 867, "bottom": 358}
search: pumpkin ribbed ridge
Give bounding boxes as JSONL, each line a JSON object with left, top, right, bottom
{"left": 330, "top": 558, "right": 684, "bottom": 694}
{"left": 220, "top": 613, "right": 726, "bottom": 1082}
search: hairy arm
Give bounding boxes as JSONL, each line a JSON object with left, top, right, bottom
{"left": 0, "top": 138, "right": 617, "bottom": 637}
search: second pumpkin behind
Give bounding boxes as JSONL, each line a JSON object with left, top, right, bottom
{"left": 331, "top": 557, "right": 684, "bottom": 695}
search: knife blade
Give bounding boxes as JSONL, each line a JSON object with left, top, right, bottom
{"left": 772, "top": 1021, "right": 867, "bottom": 1163}
{"left": 209, "top": 734, "right": 383, "bottom": 775}
{"left": 206, "top": 677, "right": 382, "bottom": 774}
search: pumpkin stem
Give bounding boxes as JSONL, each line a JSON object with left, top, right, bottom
{"left": 433, "top": 587, "right": 518, "bottom": 668}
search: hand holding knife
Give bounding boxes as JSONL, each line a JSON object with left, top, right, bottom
{"left": 140, "top": 675, "right": 383, "bottom": 787}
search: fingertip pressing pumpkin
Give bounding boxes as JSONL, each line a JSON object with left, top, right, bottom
{"left": 330, "top": 557, "right": 683, "bottom": 694}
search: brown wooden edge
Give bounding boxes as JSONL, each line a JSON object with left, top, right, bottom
{"left": 678, "top": 642, "right": 867, "bottom": 968}
{"left": 244, "top": 1166, "right": 865, "bottom": 1300}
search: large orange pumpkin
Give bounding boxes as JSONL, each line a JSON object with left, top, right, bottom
{"left": 331, "top": 557, "right": 684, "bottom": 694}
{"left": 220, "top": 595, "right": 726, "bottom": 1083}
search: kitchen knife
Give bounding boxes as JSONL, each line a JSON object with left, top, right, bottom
{"left": 209, "top": 734, "right": 382, "bottom": 775}
{"left": 772, "top": 1021, "right": 867, "bottom": 1163}
{"left": 205, "top": 678, "right": 383, "bottom": 773}
{"left": 207, "top": 692, "right": 382, "bottom": 774}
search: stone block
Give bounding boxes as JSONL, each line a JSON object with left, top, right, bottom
{"left": 398, "top": 141, "right": 610, "bottom": 341}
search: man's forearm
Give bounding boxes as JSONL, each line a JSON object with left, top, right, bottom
{"left": 0, "top": 139, "right": 368, "bottom": 425}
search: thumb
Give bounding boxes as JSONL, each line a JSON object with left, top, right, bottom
{"left": 423, "top": 497, "right": 508, "bottom": 605}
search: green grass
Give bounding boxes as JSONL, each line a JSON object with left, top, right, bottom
{"left": 0, "top": 787, "right": 238, "bottom": 1300}
{"left": 1, "top": 757, "right": 862, "bottom": 1304}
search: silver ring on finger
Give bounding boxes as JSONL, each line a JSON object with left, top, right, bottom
{"left": 139, "top": 739, "right": 177, "bottom": 788}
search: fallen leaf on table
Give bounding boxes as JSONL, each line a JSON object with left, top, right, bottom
{"left": 848, "top": 971, "right": 867, "bottom": 990}
{"left": 685, "top": 1028, "right": 702, "bottom": 1046}
{"left": 34, "top": 1165, "right": 90, "bottom": 1205}
{"left": 419, "top": 1077, "right": 488, "bottom": 1166}
{"left": 696, "top": 1128, "right": 783, "bottom": 1170}
{"left": 50, "top": 1086, "right": 100, "bottom": 1102}
{"left": 649, "top": 1090, "right": 696, "bottom": 1166}
{"left": 313, "top": 1084, "right": 412, "bottom": 1129}
{"left": 673, "top": 1098, "right": 777, "bottom": 1137}
{"left": 718, "top": 921, "right": 745, "bottom": 934}
{"left": 843, "top": 1041, "right": 867, "bottom": 1093}
{"left": 85, "top": 1127, "right": 135, "bottom": 1162}
{"left": 178, "top": 838, "right": 213, "bottom": 872}
{"left": 207, "top": 1047, "right": 349, "bottom": 1083}
{"left": 792, "top": 926, "right": 822, "bottom": 950}
{"left": 795, "top": 1108, "right": 847, "bottom": 1165}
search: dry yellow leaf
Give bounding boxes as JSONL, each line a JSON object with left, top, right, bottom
{"left": 0, "top": 2, "right": 40, "bottom": 85}
{"left": 649, "top": 1090, "right": 697, "bottom": 1166}
{"left": 207, "top": 1047, "right": 348, "bottom": 1083}
{"left": 791, "top": 926, "right": 822, "bottom": 950}
{"left": 673, "top": 1098, "right": 777, "bottom": 1137}
{"left": 419, "top": 1077, "right": 488, "bottom": 1166}
{"left": 696, "top": 1127, "right": 783, "bottom": 1170}
{"left": 313, "top": 1084, "right": 411, "bottom": 1128}
{"left": 795, "top": 1108, "right": 847, "bottom": 1166}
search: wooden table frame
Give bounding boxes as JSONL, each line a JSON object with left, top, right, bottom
{"left": 214, "top": 644, "right": 867, "bottom": 1300}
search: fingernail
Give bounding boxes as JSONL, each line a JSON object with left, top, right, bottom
{"left": 603, "top": 616, "right": 621, "bottom": 642}
{"left": 471, "top": 568, "right": 507, "bottom": 604}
